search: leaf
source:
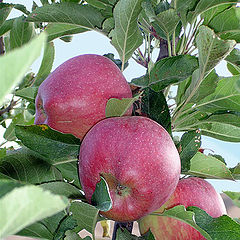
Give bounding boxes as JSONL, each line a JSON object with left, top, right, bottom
{"left": 91, "top": 177, "right": 112, "bottom": 212}
{"left": 105, "top": 96, "right": 137, "bottom": 118}
{"left": 225, "top": 47, "right": 240, "bottom": 67}
{"left": 227, "top": 62, "right": 240, "bottom": 75}
{"left": 15, "top": 124, "right": 80, "bottom": 164}
{"left": 207, "top": 6, "right": 240, "bottom": 42}
{"left": 151, "top": 205, "right": 210, "bottom": 239}
{"left": 179, "top": 130, "right": 201, "bottom": 172}
{"left": 0, "top": 4, "right": 13, "bottom": 27}
{"left": 54, "top": 215, "right": 78, "bottom": 240}
{"left": 187, "top": 0, "right": 238, "bottom": 23}
{"left": 154, "top": 9, "right": 180, "bottom": 37}
{"left": 0, "top": 32, "right": 46, "bottom": 106}
{"left": 0, "top": 185, "right": 69, "bottom": 239}
{"left": 34, "top": 41, "right": 55, "bottom": 86}
{"left": 16, "top": 222, "right": 53, "bottom": 240}
{"left": 64, "top": 230, "right": 82, "bottom": 240}
{"left": 0, "top": 179, "right": 24, "bottom": 198}
{"left": 223, "top": 191, "right": 240, "bottom": 208}
{"left": 188, "top": 206, "right": 240, "bottom": 239}
{"left": 9, "top": 16, "right": 36, "bottom": 50}
{"left": 132, "top": 55, "right": 199, "bottom": 91}
{"left": 185, "top": 26, "right": 235, "bottom": 102}
{"left": 109, "top": 0, "right": 143, "bottom": 69}
{"left": 141, "top": 88, "right": 171, "bottom": 134}
{"left": 45, "top": 23, "right": 88, "bottom": 42}
{"left": 103, "top": 53, "right": 129, "bottom": 70}
{"left": 15, "top": 86, "right": 38, "bottom": 102}
{"left": 230, "top": 163, "right": 240, "bottom": 180}
{"left": 0, "top": 147, "right": 62, "bottom": 184}
{"left": 15, "top": 125, "right": 81, "bottom": 186}
{"left": 187, "top": 152, "right": 234, "bottom": 179}
{"left": 26, "top": 3, "right": 104, "bottom": 31}
{"left": 70, "top": 201, "right": 99, "bottom": 236}
{"left": 40, "top": 181, "right": 84, "bottom": 199}
{"left": 0, "top": 147, "right": 6, "bottom": 158}
{"left": 116, "top": 228, "right": 139, "bottom": 240}
{"left": 0, "top": 18, "right": 14, "bottom": 36}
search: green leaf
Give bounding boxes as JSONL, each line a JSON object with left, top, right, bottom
{"left": 224, "top": 191, "right": 240, "bottom": 208}
{"left": 0, "top": 18, "right": 14, "bottom": 37}
{"left": 34, "top": 41, "right": 55, "bottom": 86}
{"left": 151, "top": 205, "right": 210, "bottom": 239}
{"left": 15, "top": 124, "right": 80, "bottom": 164}
{"left": 9, "top": 16, "right": 36, "bottom": 50}
{"left": 0, "top": 147, "right": 6, "bottom": 158}
{"left": 103, "top": 53, "right": 129, "bottom": 70}
{"left": 0, "top": 32, "right": 46, "bottom": 106}
{"left": 225, "top": 47, "right": 240, "bottom": 69}
{"left": 0, "top": 147, "right": 62, "bottom": 184}
{"left": 64, "top": 230, "right": 82, "bottom": 240}
{"left": 70, "top": 201, "right": 99, "bottom": 236}
{"left": 132, "top": 55, "right": 199, "bottom": 91}
{"left": 26, "top": 3, "right": 104, "bottom": 31}
{"left": 15, "top": 125, "right": 81, "bottom": 186}
{"left": 15, "top": 87, "right": 38, "bottom": 102}
{"left": 91, "top": 177, "right": 112, "bottom": 212}
{"left": 40, "top": 181, "right": 84, "bottom": 199}
{"left": 179, "top": 130, "right": 201, "bottom": 172}
{"left": 154, "top": 9, "right": 180, "bottom": 38}
{"left": 116, "top": 228, "right": 139, "bottom": 240}
{"left": 0, "top": 185, "right": 69, "bottom": 239}
{"left": 187, "top": 152, "right": 234, "bottom": 179}
{"left": 16, "top": 222, "right": 53, "bottom": 240}
{"left": 54, "top": 215, "right": 78, "bottom": 240}
{"left": 0, "top": 179, "right": 24, "bottom": 199}
{"left": 109, "top": 0, "right": 143, "bottom": 69}
{"left": 105, "top": 96, "right": 137, "bottom": 118}
{"left": 227, "top": 62, "right": 240, "bottom": 75}
{"left": 188, "top": 206, "right": 240, "bottom": 239}
{"left": 45, "top": 23, "right": 88, "bottom": 42}
{"left": 187, "top": 0, "right": 238, "bottom": 23}
{"left": 141, "top": 88, "right": 171, "bottom": 134}
{"left": 207, "top": 6, "right": 240, "bottom": 42}
{"left": 230, "top": 163, "right": 240, "bottom": 180}
{"left": 0, "top": 4, "right": 13, "bottom": 27}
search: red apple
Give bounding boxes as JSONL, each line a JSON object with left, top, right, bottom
{"left": 139, "top": 177, "right": 227, "bottom": 240}
{"left": 34, "top": 54, "right": 132, "bottom": 139}
{"left": 78, "top": 116, "right": 181, "bottom": 222}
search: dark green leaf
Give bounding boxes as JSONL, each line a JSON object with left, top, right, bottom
{"left": 116, "top": 228, "right": 139, "bottom": 240}
{"left": 54, "top": 215, "right": 78, "bottom": 240}
{"left": 64, "top": 230, "right": 82, "bottom": 240}
{"left": 34, "top": 41, "right": 55, "bottom": 86}
{"left": 70, "top": 201, "right": 99, "bottom": 236}
{"left": 188, "top": 206, "right": 240, "bottom": 239}
{"left": 0, "top": 148, "right": 6, "bottom": 158}
{"left": 223, "top": 191, "right": 240, "bottom": 208}
{"left": 225, "top": 48, "right": 240, "bottom": 68}
{"left": 103, "top": 53, "right": 129, "bottom": 70}
{"left": 9, "top": 16, "right": 36, "bottom": 50}
{"left": 0, "top": 4, "right": 13, "bottom": 27}
{"left": 207, "top": 6, "right": 240, "bottom": 42}
{"left": 0, "top": 147, "right": 62, "bottom": 184}
{"left": 16, "top": 222, "right": 53, "bottom": 240}
{"left": 91, "top": 177, "right": 112, "bottom": 212}
{"left": 227, "top": 62, "right": 240, "bottom": 75}
{"left": 0, "top": 179, "right": 24, "bottom": 198}
{"left": 141, "top": 88, "right": 171, "bottom": 134}
{"left": 179, "top": 130, "right": 201, "bottom": 172}
{"left": 0, "top": 18, "right": 14, "bottom": 36}
{"left": 132, "top": 55, "right": 198, "bottom": 91}
{"left": 13, "top": 4, "right": 30, "bottom": 15}
{"left": 230, "top": 163, "right": 240, "bottom": 180}
{"left": 26, "top": 3, "right": 104, "bottom": 30}
{"left": 40, "top": 181, "right": 84, "bottom": 199}
{"left": 109, "top": 0, "right": 143, "bottom": 69}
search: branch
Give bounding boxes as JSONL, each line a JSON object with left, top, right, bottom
{"left": 0, "top": 99, "right": 17, "bottom": 116}
{"left": 112, "top": 221, "right": 133, "bottom": 240}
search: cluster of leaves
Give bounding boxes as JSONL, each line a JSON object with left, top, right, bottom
{"left": 0, "top": 0, "right": 240, "bottom": 239}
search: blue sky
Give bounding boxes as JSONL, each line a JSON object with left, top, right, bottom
{"left": 3, "top": 0, "right": 240, "bottom": 193}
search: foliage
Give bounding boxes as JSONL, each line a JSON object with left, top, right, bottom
{"left": 0, "top": 0, "right": 239, "bottom": 239}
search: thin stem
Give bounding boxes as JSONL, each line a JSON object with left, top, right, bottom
{"left": 172, "top": 30, "right": 176, "bottom": 56}
{"left": 0, "top": 140, "right": 7, "bottom": 148}
{"left": 178, "top": 28, "right": 186, "bottom": 55}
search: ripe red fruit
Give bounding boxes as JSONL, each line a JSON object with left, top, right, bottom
{"left": 34, "top": 54, "right": 132, "bottom": 139}
{"left": 78, "top": 116, "right": 181, "bottom": 222}
{"left": 139, "top": 177, "right": 227, "bottom": 240}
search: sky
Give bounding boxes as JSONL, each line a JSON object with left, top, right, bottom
{"left": 2, "top": 0, "right": 240, "bottom": 193}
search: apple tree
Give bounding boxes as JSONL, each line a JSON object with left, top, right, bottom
{"left": 0, "top": 0, "right": 240, "bottom": 239}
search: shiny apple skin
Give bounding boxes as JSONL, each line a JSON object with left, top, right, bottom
{"left": 139, "top": 177, "right": 227, "bottom": 240}
{"left": 34, "top": 54, "right": 132, "bottom": 139}
{"left": 79, "top": 116, "right": 181, "bottom": 222}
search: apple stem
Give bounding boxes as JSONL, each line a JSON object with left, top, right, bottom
{"left": 112, "top": 221, "right": 133, "bottom": 240}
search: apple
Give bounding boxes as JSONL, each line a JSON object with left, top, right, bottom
{"left": 78, "top": 116, "right": 181, "bottom": 222}
{"left": 139, "top": 177, "right": 227, "bottom": 240}
{"left": 34, "top": 54, "right": 132, "bottom": 139}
